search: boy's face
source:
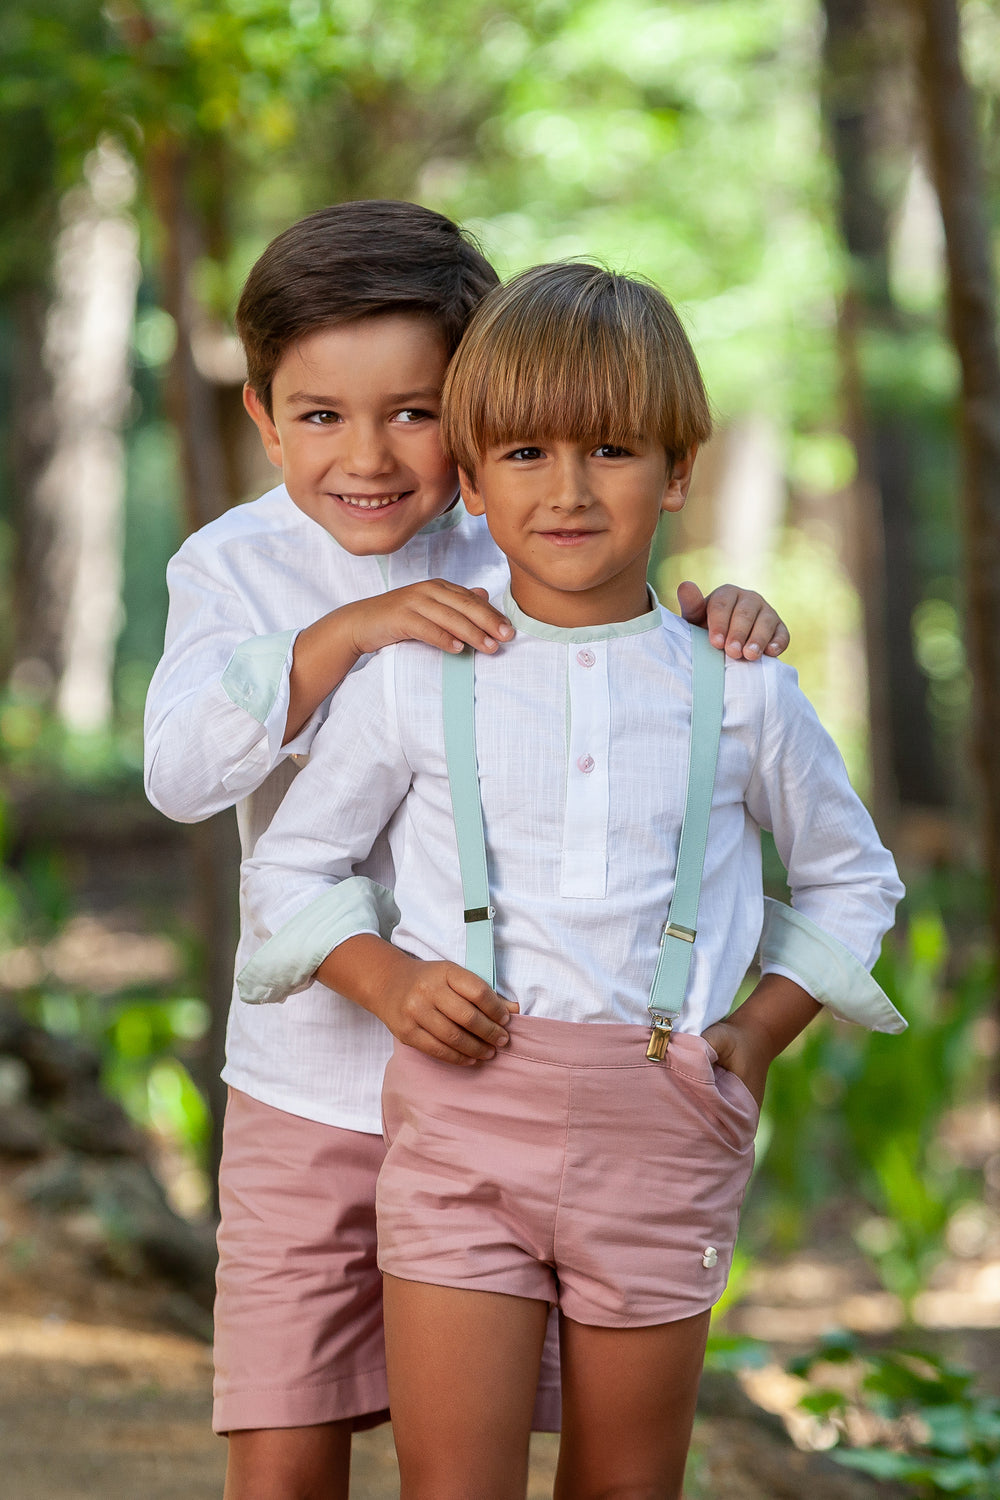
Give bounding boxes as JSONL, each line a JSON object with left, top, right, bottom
{"left": 244, "top": 314, "right": 459, "bottom": 555}
{"left": 461, "top": 436, "right": 695, "bottom": 627}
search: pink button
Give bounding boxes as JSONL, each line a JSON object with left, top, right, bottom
{"left": 576, "top": 648, "right": 596, "bottom": 668}
{"left": 577, "top": 754, "right": 595, "bottom": 774}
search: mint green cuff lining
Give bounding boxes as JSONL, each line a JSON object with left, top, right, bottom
{"left": 760, "top": 897, "right": 906, "bottom": 1034}
{"left": 222, "top": 630, "right": 297, "bottom": 724}
{"left": 237, "top": 877, "right": 400, "bottom": 1005}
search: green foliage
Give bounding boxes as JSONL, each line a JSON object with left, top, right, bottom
{"left": 791, "top": 1333, "right": 1000, "bottom": 1497}
{"left": 747, "top": 909, "right": 991, "bottom": 1306}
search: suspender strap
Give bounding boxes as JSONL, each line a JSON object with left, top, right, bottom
{"left": 646, "top": 626, "right": 725, "bottom": 1023}
{"left": 442, "top": 648, "right": 496, "bottom": 987}
{"left": 442, "top": 627, "right": 724, "bottom": 1015}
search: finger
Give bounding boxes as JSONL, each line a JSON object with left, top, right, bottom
{"left": 701, "top": 584, "right": 739, "bottom": 650}
{"left": 440, "top": 593, "right": 514, "bottom": 645}
{"left": 447, "top": 968, "right": 514, "bottom": 1030}
{"left": 676, "top": 580, "right": 707, "bottom": 625}
{"left": 405, "top": 599, "right": 513, "bottom": 655}
{"left": 764, "top": 620, "right": 790, "bottom": 657}
{"left": 736, "top": 605, "right": 786, "bottom": 662}
{"left": 717, "top": 593, "right": 767, "bottom": 658}
{"left": 405, "top": 1025, "right": 483, "bottom": 1067}
{"left": 419, "top": 1003, "right": 504, "bottom": 1057}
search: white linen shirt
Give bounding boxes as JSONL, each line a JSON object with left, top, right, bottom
{"left": 240, "top": 593, "right": 904, "bottom": 1125}
{"left": 144, "top": 483, "right": 508, "bottom": 1129}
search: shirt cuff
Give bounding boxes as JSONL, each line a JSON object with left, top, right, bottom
{"left": 759, "top": 897, "right": 906, "bottom": 1034}
{"left": 237, "top": 877, "right": 400, "bottom": 1006}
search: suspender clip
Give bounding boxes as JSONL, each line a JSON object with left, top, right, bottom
{"left": 646, "top": 1011, "right": 674, "bottom": 1062}
{"left": 464, "top": 905, "right": 496, "bottom": 924}
{"left": 662, "top": 921, "right": 696, "bottom": 944}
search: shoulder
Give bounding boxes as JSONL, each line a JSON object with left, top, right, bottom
{"left": 182, "top": 485, "right": 301, "bottom": 550}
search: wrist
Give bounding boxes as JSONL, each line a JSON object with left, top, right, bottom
{"left": 729, "top": 974, "right": 821, "bottom": 1063}
{"left": 316, "top": 933, "right": 415, "bottom": 1019}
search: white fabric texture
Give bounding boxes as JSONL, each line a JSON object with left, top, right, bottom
{"left": 242, "top": 596, "right": 904, "bottom": 1074}
{"left": 144, "top": 484, "right": 507, "bottom": 1131}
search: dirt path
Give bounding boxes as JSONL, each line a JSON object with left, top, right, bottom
{"left": 0, "top": 1303, "right": 900, "bottom": 1500}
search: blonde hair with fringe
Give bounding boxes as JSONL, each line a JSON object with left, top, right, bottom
{"left": 441, "top": 262, "right": 712, "bottom": 478}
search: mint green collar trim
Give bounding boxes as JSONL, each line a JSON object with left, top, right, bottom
{"left": 504, "top": 588, "right": 662, "bottom": 643}
{"left": 373, "top": 499, "right": 464, "bottom": 576}
{"left": 417, "top": 497, "right": 465, "bottom": 536}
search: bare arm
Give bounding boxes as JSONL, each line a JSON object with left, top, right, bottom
{"left": 702, "top": 973, "right": 821, "bottom": 1110}
{"left": 316, "top": 932, "right": 516, "bottom": 1066}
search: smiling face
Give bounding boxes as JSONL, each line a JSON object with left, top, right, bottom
{"left": 461, "top": 436, "right": 695, "bottom": 627}
{"left": 244, "top": 313, "right": 459, "bottom": 555}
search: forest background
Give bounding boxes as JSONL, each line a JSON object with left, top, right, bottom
{"left": 3, "top": 0, "right": 1000, "bottom": 1491}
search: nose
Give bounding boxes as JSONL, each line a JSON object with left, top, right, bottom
{"left": 342, "top": 421, "right": 394, "bottom": 479}
{"left": 550, "top": 452, "right": 592, "bottom": 512}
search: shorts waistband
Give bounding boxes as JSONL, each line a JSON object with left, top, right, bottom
{"left": 497, "top": 1014, "right": 714, "bottom": 1071}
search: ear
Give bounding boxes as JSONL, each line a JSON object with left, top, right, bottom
{"left": 459, "top": 467, "right": 486, "bottom": 516}
{"left": 243, "top": 383, "right": 283, "bottom": 469}
{"left": 660, "top": 446, "right": 698, "bottom": 514}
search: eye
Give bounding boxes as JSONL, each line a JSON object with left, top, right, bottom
{"left": 593, "top": 443, "right": 632, "bottom": 458}
{"left": 394, "top": 407, "right": 437, "bottom": 424}
{"left": 505, "top": 445, "right": 544, "bottom": 462}
{"left": 303, "top": 409, "right": 341, "bottom": 425}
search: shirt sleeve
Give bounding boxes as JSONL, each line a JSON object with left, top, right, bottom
{"left": 237, "top": 649, "right": 413, "bottom": 1004}
{"left": 143, "top": 539, "right": 325, "bottom": 823}
{"left": 745, "top": 658, "right": 906, "bottom": 1030}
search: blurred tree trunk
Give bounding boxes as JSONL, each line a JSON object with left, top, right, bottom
{"left": 913, "top": 0, "right": 1000, "bottom": 984}
{"left": 10, "top": 141, "right": 139, "bottom": 730}
{"left": 821, "top": 0, "right": 946, "bottom": 823}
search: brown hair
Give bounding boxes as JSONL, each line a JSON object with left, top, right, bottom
{"left": 236, "top": 200, "right": 499, "bottom": 411}
{"left": 441, "top": 261, "right": 712, "bottom": 478}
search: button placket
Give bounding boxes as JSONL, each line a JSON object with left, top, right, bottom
{"left": 560, "top": 643, "right": 611, "bottom": 898}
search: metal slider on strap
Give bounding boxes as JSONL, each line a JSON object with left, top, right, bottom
{"left": 464, "top": 905, "right": 495, "bottom": 924}
{"left": 662, "top": 921, "right": 696, "bottom": 944}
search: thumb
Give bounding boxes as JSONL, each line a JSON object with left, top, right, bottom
{"left": 676, "top": 580, "right": 707, "bottom": 623}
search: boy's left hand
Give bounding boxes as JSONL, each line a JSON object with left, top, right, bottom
{"left": 699, "top": 1019, "right": 773, "bottom": 1112}
{"left": 677, "top": 581, "right": 789, "bottom": 660}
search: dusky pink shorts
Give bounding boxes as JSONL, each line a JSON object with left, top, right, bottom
{"left": 378, "top": 1016, "right": 758, "bottom": 1328}
{"left": 213, "top": 1088, "right": 561, "bottom": 1433}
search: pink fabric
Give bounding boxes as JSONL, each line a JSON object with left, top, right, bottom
{"left": 213, "top": 1087, "right": 561, "bottom": 1433}
{"left": 378, "top": 1017, "right": 758, "bottom": 1328}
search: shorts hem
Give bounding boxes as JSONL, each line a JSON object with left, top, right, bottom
{"left": 380, "top": 1266, "right": 723, "bottom": 1331}
{"left": 213, "top": 1368, "right": 389, "bottom": 1434}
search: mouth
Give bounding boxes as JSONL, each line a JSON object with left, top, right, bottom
{"left": 335, "top": 492, "right": 410, "bottom": 512}
{"left": 539, "top": 529, "right": 601, "bottom": 545}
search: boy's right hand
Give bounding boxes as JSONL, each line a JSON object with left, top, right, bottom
{"left": 317, "top": 935, "right": 515, "bottom": 1066}
{"left": 372, "top": 952, "right": 517, "bottom": 1065}
{"left": 349, "top": 581, "right": 513, "bottom": 658}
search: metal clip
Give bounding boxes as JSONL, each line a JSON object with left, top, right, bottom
{"left": 463, "top": 905, "right": 496, "bottom": 924}
{"left": 661, "top": 921, "right": 696, "bottom": 944}
{"left": 646, "top": 1012, "right": 673, "bottom": 1062}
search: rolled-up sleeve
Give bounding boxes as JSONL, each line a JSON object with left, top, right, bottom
{"left": 239, "top": 649, "right": 412, "bottom": 1003}
{"left": 747, "top": 659, "right": 905, "bottom": 1030}
{"left": 144, "top": 544, "right": 322, "bottom": 822}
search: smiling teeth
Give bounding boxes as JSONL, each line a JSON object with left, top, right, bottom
{"left": 342, "top": 495, "right": 401, "bottom": 509}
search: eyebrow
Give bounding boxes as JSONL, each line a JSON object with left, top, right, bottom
{"left": 284, "top": 390, "right": 442, "bottom": 407}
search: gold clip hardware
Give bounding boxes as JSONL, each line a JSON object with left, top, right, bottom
{"left": 661, "top": 921, "right": 696, "bottom": 944}
{"left": 464, "top": 906, "right": 495, "bottom": 924}
{"left": 646, "top": 1013, "right": 673, "bottom": 1062}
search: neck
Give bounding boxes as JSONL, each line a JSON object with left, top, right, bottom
{"left": 507, "top": 565, "right": 652, "bottom": 628}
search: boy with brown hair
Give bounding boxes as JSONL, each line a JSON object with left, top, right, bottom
{"left": 145, "top": 202, "right": 790, "bottom": 1500}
